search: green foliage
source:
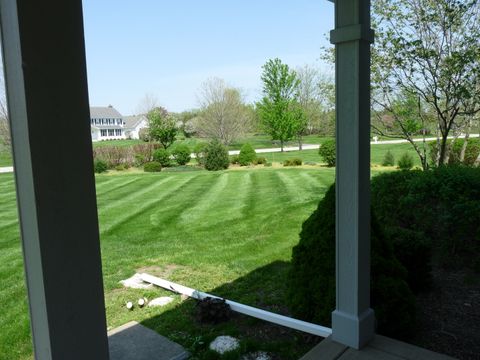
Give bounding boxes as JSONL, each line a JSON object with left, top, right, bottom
{"left": 204, "top": 139, "right": 230, "bottom": 171}
{"left": 284, "top": 158, "right": 303, "bottom": 166}
{"left": 193, "top": 142, "right": 208, "bottom": 166}
{"left": 253, "top": 157, "right": 267, "bottom": 165}
{"left": 382, "top": 150, "right": 395, "bottom": 166}
{"left": 238, "top": 143, "right": 257, "bottom": 166}
{"left": 171, "top": 144, "right": 191, "bottom": 166}
{"left": 94, "top": 159, "right": 108, "bottom": 173}
{"left": 371, "top": 167, "right": 480, "bottom": 271}
{"left": 397, "top": 152, "right": 414, "bottom": 170}
{"left": 256, "top": 58, "right": 305, "bottom": 150}
{"left": 430, "top": 138, "right": 480, "bottom": 167}
{"left": 147, "top": 107, "right": 177, "bottom": 149}
{"left": 230, "top": 155, "right": 239, "bottom": 164}
{"left": 153, "top": 148, "right": 171, "bottom": 167}
{"left": 143, "top": 161, "right": 162, "bottom": 172}
{"left": 289, "top": 184, "right": 416, "bottom": 339}
{"left": 318, "top": 139, "right": 336, "bottom": 167}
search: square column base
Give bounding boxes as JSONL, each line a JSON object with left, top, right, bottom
{"left": 332, "top": 308, "right": 375, "bottom": 349}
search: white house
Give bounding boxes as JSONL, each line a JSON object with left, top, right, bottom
{"left": 90, "top": 105, "right": 126, "bottom": 141}
{"left": 123, "top": 114, "right": 148, "bottom": 140}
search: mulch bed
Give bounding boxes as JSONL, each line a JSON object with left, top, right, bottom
{"left": 412, "top": 267, "right": 480, "bottom": 360}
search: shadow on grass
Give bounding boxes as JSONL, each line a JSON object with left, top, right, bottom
{"left": 140, "top": 261, "right": 322, "bottom": 360}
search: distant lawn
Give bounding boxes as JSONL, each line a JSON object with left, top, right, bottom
{"left": 92, "top": 139, "right": 144, "bottom": 148}
{"left": 0, "top": 167, "right": 338, "bottom": 359}
{"left": 257, "top": 141, "right": 423, "bottom": 168}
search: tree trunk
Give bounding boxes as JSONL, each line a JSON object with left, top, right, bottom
{"left": 298, "top": 136, "right": 303, "bottom": 151}
{"left": 460, "top": 117, "right": 472, "bottom": 163}
{"left": 438, "top": 134, "right": 449, "bottom": 166}
{"left": 280, "top": 139, "right": 284, "bottom": 152}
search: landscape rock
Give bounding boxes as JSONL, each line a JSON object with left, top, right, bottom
{"left": 120, "top": 273, "right": 152, "bottom": 289}
{"left": 148, "top": 297, "right": 174, "bottom": 307}
{"left": 209, "top": 335, "right": 240, "bottom": 354}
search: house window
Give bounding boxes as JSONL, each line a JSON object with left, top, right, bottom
{"left": 115, "top": 129, "right": 122, "bottom": 136}
{"left": 108, "top": 129, "right": 114, "bottom": 136}
{"left": 100, "top": 129, "right": 107, "bottom": 137}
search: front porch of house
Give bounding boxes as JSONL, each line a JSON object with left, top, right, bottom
{"left": 0, "top": 0, "right": 467, "bottom": 359}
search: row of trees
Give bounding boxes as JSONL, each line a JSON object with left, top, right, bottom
{"left": 136, "top": 62, "right": 335, "bottom": 153}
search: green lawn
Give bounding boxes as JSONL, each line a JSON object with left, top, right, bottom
{"left": 0, "top": 167, "right": 337, "bottom": 359}
{"left": 257, "top": 141, "right": 423, "bottom": 168}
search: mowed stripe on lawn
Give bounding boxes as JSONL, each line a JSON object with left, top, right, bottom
{"left": 0, "top": 169, "right": 335, "bottom": 360}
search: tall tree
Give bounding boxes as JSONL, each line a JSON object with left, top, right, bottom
{"left": 297, "top": 65, "right": 336, "bottom": 137}
{"left": 197, "top": 78, "right": 252, "bottom": 145}
{"left": 372, "top": 0, "right": 480, "bottom": 167}
{"left": 147, "top": 107, "right": 177, "bottom": 149}
{"left": 257, "top": 58, "right": 304, "bottom": 152}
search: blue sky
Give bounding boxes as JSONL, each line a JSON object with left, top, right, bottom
{"left": 82, "top": 1, "right": 334, "bottom": 114}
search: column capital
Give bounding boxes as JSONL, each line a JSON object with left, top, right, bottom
{"left": 330, "top": 24, "right": 375, "bottom": 44}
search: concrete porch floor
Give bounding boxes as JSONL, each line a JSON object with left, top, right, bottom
{"left": 301, "top": 335, "right": 456, "bottom": 360}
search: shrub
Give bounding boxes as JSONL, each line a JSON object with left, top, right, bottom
{"left": 382, "top": 150, "right": 395, "bottom": 166}
{"left": 143, "top": 161, "right": 162, "bottom": 172}
{"left": 115, "top": 164, "right": 125, "bottom": 171}
{"left": 133, "top": 143, "right": 162, "bottom": 165}
{"left": 193, "top": 142, "right": 208, "bottom": 166}
{"left": 288, "top": 184, "right": 416, "bottom": 339}
{"left": 171, "top": 144, "right": 191, "bottom": 165}
{"left": 283, "top": 158, "right": 302, "bottom": 166}
{"left": 371, "top": 167, "right": 480, "bottom": 272}
{"left": 254, "top": 157, "right": 267, "bottom": 165}
{"left": 93, "top": 146, "right": 132, "bottom": 168}
{"left": 153, "top": 148, "right": 171, "bottom": 167}
{"left": 238, "top": 143, "right": 257, "bottom": 166}
{"left": 318, "top": 139, "right": 336, "bottom": 167}
{"left": 397, "top": 152, "right": 414, "bottom": 170}
{"left": 230, "top": 155, "right": 240, "bottom": 164}
{"left": 94, "top": 160, "right": 108, "bottom": 173}
{"left": 204, "top": 139, "right": 230, "bottom": 171}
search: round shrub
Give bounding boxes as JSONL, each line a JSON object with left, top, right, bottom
{"left": 382, "top": 150, "right": 395, "bottom": 166}
{"left": 171, "top": 144, "right": 191, "bottom": 165}
{"left": 230, "top": 155, "right": 240, "bottom": 164}
{"left": 238, "top": 143, "right": 257, "bottom": 166}
{"left": 153, "top": 148, "right": 171, "bottom": 167}
{"left": 292, "top": 158, "right": 302, "bottom": 166}
{"left": 397, "top": 152, "right": 414, "bottom": 170}
{"left": 193, "top": 142, "right": 208, "bottom": 166}
{"left": 319, "top": 139, "right": 336, "bottom": 167}
{"left": 143, "top": 161, "right": 162, "bottom": 172}
{"left": 204, "top": 139, "right": 230, "bottom": 171}
{"left": 94, "top": 160, "right": 108, "bottom": 173}
{"left": 288, "top": 184, "right": 416, "bottom": 340}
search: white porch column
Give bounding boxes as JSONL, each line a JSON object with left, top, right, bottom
{"left": 330, "top": 0, "right": 376, "bottom": 349}
{"left": 0, "top": 1, "right": 109, "bottom": 359}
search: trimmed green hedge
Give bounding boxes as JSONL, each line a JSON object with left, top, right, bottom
{"left": 288, "top": 184, "right": 415, "bottom": 339}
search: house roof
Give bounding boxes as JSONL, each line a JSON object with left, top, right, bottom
{"left": 123, "top": 115, "right": 147, "bottom": 129}
{"left": 90, "top": 105, "right": 122, "bottom": 119}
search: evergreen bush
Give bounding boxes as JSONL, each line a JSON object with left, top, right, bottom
{"left": 382, "top": 150, "right": 395, "bottom": 166}
{"left": 153, "top": 148, "right": 171, "bottom": 167}
{"left": 94, "top": 159, "right": 108, "bottom": 173}
{"left": 171, "top": 144, "right": 191, "bottom": 165}
{"left": 204, "top": 139, "right": 230, "bottom": 171}
{"left": 238, "top": 143, "right": 257, "bottom": 166}
{"left": 288, "top": 184, "right": 416, "bottom": 339}
{"left": 318, "top": 139, "right": 336, "bottom": 167}
{"left": 397, "top": 152, "right": 414, "bottom": 170}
